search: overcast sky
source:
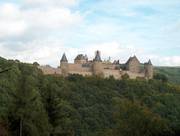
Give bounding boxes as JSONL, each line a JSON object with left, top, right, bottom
{"left": 0, "top": 0, "right": 180, "bottom": 67}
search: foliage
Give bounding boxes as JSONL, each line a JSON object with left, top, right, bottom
{"left": 154, "top": 73, "right": 168, "bottom": 82}
{"left": 0, "top": 58, "right": 180, "bottom": 136}
{"left": 109, "top": 99, "right": 171, "bottom": 136}
{"left": 121, "top": 73, "right": 130, "bottom": 80}
{"left": 155, "top": 67, "right": 180, "bottom": 84}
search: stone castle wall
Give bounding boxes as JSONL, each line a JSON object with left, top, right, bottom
{"left": 68, "top": 63, "right": 92, "bottom": 72}
{"left": 144, "top": 64, "right": 153, "bottom": 79}
{"left": 122, "top": 71, "right": 145, "bottom": 79}
{"left": 38, "top": 66, "right": 62, "bottom": 75}
{"left": 39, "top": 64, "right": 151, "bottom": 79}
{"left": 68, "top": 63, "right": 92, "bottom": 76}
{"left": 103, "top": 69, "right": 121, "bottom": 79}
{"left": 102, "top": 63, "right": 117, "bottom": 70}
{"left": 38, "top": 51, "right": 153, "bottom": 79}
{"left": 126, "top": 59, "right": 140, "bottom": 73}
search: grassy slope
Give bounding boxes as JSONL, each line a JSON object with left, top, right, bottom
{"left": 155, "top": 67, "right": 180, "bottom": 84}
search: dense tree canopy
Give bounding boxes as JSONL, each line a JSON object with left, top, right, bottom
{"left": 0, "top": 57, "right": 180, "bottom": 136}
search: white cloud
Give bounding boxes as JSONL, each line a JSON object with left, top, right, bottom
{"left": 61, "top": 41, "right": 146, "bottom": 64}
{"left": 0, "top": 39, "right": 63, "bottom": 66}
{"left": 24, "top": 8, "right": 82, "bottom": 30}
{"left": 81, "top": 42, "right": 140, "bottom": 61}
{"left": 1, "top": 39, "right": 179, "bottom": 67}
{"left": 24, "top": 0, "right": 78, "bottom": 7}
{"left": 0, "top": 38, "right": 81, "bottom": 67}
{"left": 0, "top": 0, "right": 82, "bottom": 66}
{"left": 138, "top": 54, "right": 180, "bottom": 66}
{"left": 0, "top": 40, "right": 137, "bottom": 66}
{"left": 0, "top": 3, "right": 27, "bottom": 38}
{"left": 0, "top": 1, "right": 82, "bottom": 38}
{"left": 0, "top": 0, "right": 179, "bottom": 67}
{"left": 151, "top": 55, "right": 180, "bottom": 66}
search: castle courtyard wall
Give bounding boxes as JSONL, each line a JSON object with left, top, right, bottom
{"left": 103, "top": 69, "right": 121, "bottom": 79}
{"left": 39, "top": 51, "right": 153, "bottom": 79}
{"left": 102, "top": 63, "right": 117, "bottom": 70}
{"left": 68, "top": 63, "right": 92, "bottom": 72}
{"left": 122, "top": 71, "right": 145, "bottom": 79}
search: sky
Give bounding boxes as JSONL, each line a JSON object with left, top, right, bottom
{"left": 0, "top": 0, "right": 180, "bottom": 67}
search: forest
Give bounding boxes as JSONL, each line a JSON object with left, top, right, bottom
{"left": 0, "top": 57, "right": 180, "bottom": 136}
{"left": 155, "top": 67, "right": 180, "bottom": 84}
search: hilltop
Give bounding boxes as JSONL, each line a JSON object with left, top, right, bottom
{"left": 39, "top": 51, "right": 153, "bottom": 80}
{"left": 0, "top": 57, "right": 180, "bottom": 136}
{"left": 155, "top": 66, "right": 180, "bottom": 84}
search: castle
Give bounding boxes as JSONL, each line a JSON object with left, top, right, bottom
{"left": 39, "top": 51, "right": 153, "bottom": 79}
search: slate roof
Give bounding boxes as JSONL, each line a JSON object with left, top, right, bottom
{"left": 144, "top": 59, "right": 152, "bottom": 65}
{"left": 75, "top": 54, "right": 87, "bottom": 60}
{"left": 148, "top": 59, "right": 152, "bottom": 65}
{"left": 126, "top": 55, "right": 140, "bottom": 64}
{"left": 60, "top": 53, "right": 68, "bottom": 62}
{"left": 94, "top": 51, "right": 102, "bottom": 62}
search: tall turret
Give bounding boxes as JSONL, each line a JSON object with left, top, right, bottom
{"left": 144, "top": 59, "right": 153, "bottom": 79}
{"left": 93, "top": 51, "right": 103, "bottom": 76}
{"left": 60, "top": 53, "right": 68, "bottom": 76}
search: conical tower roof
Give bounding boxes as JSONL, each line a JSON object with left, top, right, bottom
{"left": 126, "top": 55, "right": 140, "bottom": 64}
{"left": 60, "top": 53, "right": 68, "bottom": 62}
{"left": 144, "top": 59, "right": 152, "bottom": 65}
{"left": 148, "top": 59, "right": 152, "bottom": 65}
{"left": 94, "top": 50, "right": 102, "bottom": 62}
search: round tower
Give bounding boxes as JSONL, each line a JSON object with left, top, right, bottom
{"left": 144, "top": 60, "right": 153, "bottom": 79}
{"left": 60, "top": 53, "right": 69, "bottom": 77}
{"left": 93, "top": 51, "right": 103, "bottom": 76}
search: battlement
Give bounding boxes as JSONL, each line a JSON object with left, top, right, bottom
{"left": 39, "top": 51, "right": 153, "bottom": 79}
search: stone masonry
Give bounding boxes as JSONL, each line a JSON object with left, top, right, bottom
{"left": 38, "top": 51, "right": 153, "bottom": 79}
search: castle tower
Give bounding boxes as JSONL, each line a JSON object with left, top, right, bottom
{"left": 74, "top": 54, "right": 87, "bottom": 64}
{"left": 60, "top": 53, "right": 69, "bottom": 77}
{"left": 144, "top": 59, "right": 153, "bottom": 79}
{"left": 125, "top": 55, "right": 140, "bottom": 73}
{"left": 93, "top": 51, "right": 103, "bottom": 76}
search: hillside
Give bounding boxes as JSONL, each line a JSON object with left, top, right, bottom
{"left": 155, "top": 67, "right": 180, "bottom": 84}
{"left": 0, "top": 58, "right": 180, "bottom": 136}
